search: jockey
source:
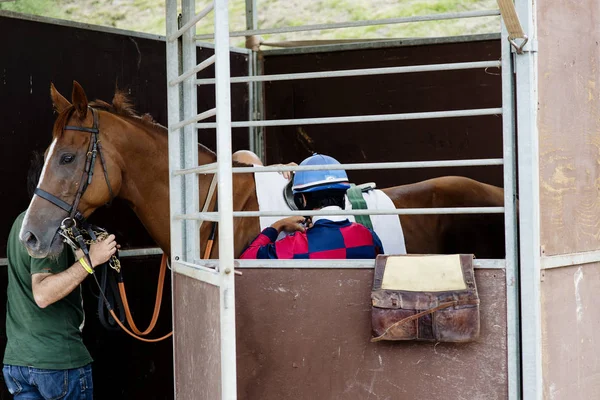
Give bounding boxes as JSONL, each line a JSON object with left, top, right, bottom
{"left": 240, "top": 154, "right": 384, "bottom": 259}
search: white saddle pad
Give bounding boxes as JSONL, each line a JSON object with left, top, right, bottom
{"left": 253, "top": 168, "right": 407, "bottom": 255}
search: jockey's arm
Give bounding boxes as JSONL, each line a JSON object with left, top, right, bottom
{"left": 239, "top": 216, "right": 309, "bottom": 259}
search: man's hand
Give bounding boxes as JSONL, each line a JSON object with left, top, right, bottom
{"left": 271, "top": 216, "right": 312, "bottom": 234}
{"left": 88, "top": 234, "right": 118, "bottom": 268}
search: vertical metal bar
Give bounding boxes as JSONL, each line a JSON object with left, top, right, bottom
{"left": 501, "top": 19, "right": 521, "bottom": 400}
{"left": 253, "top": 55, "right": 265, "bottom": 161}
{"left": 166, "top": 0, "right": 182, "bottom": 398}
{"left": 247, "top": 51, "right": 256, "bottom": 153}
{"left": 182, "top": 0, "right": 200, "bottom": 262}
{"left": 214, "top": 0, "right": 237, "bottom": 398}
{"left": 245, "top": 0, "right": 265, "bottom": 161}
{"left": 514, "top": 0, "right": 542, "bottom": 398}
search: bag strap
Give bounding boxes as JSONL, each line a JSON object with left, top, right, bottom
{"left": 371, "top": 300, "right": 458, "bottom": 342}
{"left": 347, "top": 184, "right": 373, "bottom": 230}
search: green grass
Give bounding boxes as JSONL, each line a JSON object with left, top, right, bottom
{"left": 1, "top": 0, "right": 500, "bottom": 44}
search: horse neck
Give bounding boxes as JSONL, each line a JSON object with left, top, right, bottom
{"left": 107, "top": 115, "right": 172, "bottom": 252}
{"left": 197, "top": 156, "right": 261, "bottom": 259}
{"left": 107, "top": 114, "right": 258, "bottom": 256}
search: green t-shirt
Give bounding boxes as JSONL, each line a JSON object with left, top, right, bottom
{"left": 3, "top": 212, "right": 93, "bottom": 369}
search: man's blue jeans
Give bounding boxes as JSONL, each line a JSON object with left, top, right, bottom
{"left": 2, "top": 364, "right": 93, "bottom": 399}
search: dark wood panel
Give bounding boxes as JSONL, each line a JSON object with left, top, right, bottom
{"left": 0, "top": 14, "right": 249, "bottom": 258}
{"left": 263, "top": 40, "right": 503, "bottom": 190}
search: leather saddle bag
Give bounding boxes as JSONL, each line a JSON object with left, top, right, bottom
{"left": 371, "top": 254, "right": 480, "bottom": 342}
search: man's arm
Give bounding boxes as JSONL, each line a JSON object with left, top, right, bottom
{"left": 32, "top": 234, "right": 118, "bottom": 309}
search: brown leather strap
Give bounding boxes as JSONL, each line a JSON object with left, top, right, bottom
{"left": 117, "top": 253, "right": 168, "bottom": 336}
{"left": 371, "top": 301, "right": 458, "bottom": 342}
{"left": 203, "top": 240, "right": 215, "bottom": 260}
{"left": 109, "top": 309, "right": 173, "bottom": 343}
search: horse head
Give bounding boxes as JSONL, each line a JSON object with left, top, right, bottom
{"left": 20, "top": 81, "right": 124, "bottom": 258}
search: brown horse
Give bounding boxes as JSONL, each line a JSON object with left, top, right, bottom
{"left": 20, "top": 82, "right": 505, "bottom": 260}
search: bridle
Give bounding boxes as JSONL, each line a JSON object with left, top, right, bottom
{"left": 34, "top": 107, "right": 115, "bottom": 233}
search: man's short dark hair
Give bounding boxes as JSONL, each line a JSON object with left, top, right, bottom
{"left": 302, "top": 189, "right": 346, "bottom": 210}
{"left": 27, "top": 151, "right": 44, "bottom": 200}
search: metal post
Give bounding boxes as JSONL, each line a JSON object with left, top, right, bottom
{"left": 514, "top": 0, "right": 542, "bottom": 398}
{"left": 501, "top": 19, "right": 521, "bottom": 400}
{"left": 182, "top": 0, "right": 200, "bottom": 262}
{"left": 165, "top": 0, "right": 183, "bottom": 398}
{"left": 214, "top": 0, "right": 237, "bottom": 398}
{"left": 245, "top": 0, "right": 265, "bottom": 161}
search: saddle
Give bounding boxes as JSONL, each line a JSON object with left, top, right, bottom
{"left": 371, "top": 254, "right": 480, "bottom": 342}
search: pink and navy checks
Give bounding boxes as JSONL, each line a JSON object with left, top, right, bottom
{"left": 240, "top": 219, "right": 384, "bottom": 259}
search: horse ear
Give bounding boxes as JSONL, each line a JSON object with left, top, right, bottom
{"left": 50, "top": 83, "right": 71, "bottom": 113}
{"left": 71, "top": 80, "right": 88, "bottom": 120}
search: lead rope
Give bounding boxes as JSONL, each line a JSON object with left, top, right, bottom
{"left": 117, "top": 254, "right": 168, "bottom": 336}
{"left": 104, "top": 175, "right": 219, "bottom": 342}
{"left": 62, "top": 224, "right": 173, "bottom": 342}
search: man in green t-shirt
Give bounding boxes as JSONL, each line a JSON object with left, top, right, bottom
{"left": 3, "top": 154, "right": 118, "bottom": 399}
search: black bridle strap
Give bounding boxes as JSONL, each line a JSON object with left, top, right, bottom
{"left": 35, "top": 108, "right": 114, "bottom": 221}
{"left": 34, "top": 187, "right": 73, "bottom": 213}
{"left": 65, "top": 106, "right": 99, "bottom": 134}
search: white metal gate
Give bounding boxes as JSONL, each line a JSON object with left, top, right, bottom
{"left": 164, "top": 1, "right": 534, "bottom": 398}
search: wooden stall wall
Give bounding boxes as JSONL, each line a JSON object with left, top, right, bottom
{"left": 235, "top": 269, "right": 508, "bottom": 399}
{"left": 537, "top": 0, "right": 600, "bottom": 398}
{"left": 0, "top": 12, "right": 249, "bottom": 399}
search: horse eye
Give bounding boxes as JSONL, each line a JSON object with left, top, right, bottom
{"left": 60, "top": 154, "right": 75, "bottom": 165}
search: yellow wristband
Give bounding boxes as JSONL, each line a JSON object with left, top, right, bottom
{"left": 79, "top": 257, "right": 93, "bottom": 274}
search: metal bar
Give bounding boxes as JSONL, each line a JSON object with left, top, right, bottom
{"left": 165, "top": 1, "right": 182, "bottom": 399}
{"left": 229, "top": 259, "right": 506, "bottom": 269}
{"left": 501, "top": 21, "right": 521, "bottom": 400}
{"left": 0, "top": 10, "right": 167, "bottom": 42}
{"left": 0, "top": 254, "right": 509, "bottom": 270}
{"left": 182, "top": 0, "right": 200, "bottom": 264}
{"left": 234, "top": 159, "right": 505, "bottom": 173}
{"left": 514, "top": 0, "right": 541, "bottom": 397}
{"left": 170, "top": 55, "right": 216, "bottom": 86}
{"left": 214, "top": 0, "right": 237, "bottom": 397}
{"left": 245, "top": 0, "right": 261, "bottom": 159}
{"left": 196, "top": 60, "right": 502, "bottom": 85}
{"left": 195, "top": 9, "right": 501, "bottom": 39}
{"left": 119, "top": 248, "right": 163, "bottom": 257}
{"left": 194, "top": 40, "right": 252, "bottom": 54}
{"left": 171, "top": 107, "right": 216, "bottom": 131}
{"left": 167, "top": 2, "right": 215, "bottom": 42}
{"left": 175, "top": 207, "right": 505, "bottom": 221}
{"left": 173, "top": 158, "right": 504, "bottom": 177}
{"left": 174, "top": 162, "right": 218, "bottom": 176}
{"left": 541, "top": 250, "right": 600, "bottom": 270}
{"left": 263, "top": 33, "right": 502, "bottom": 56}
{"left": 197, "top": 108, "right": 503, "bottom": 129}
{"left": 172, "top": 260, "right": 221, "bottom": 287}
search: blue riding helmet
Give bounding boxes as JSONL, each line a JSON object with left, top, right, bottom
{"left": 292, "top": 154, "right": 351, "bottom": 194}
